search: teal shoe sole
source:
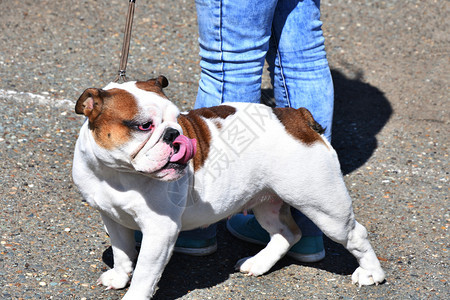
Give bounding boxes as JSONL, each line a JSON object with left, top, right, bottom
{"left": 174, "top": 236, "right": 217, "bottom": 256}
{"left": 135, "top": 231, "right": 217, "bottom": 256}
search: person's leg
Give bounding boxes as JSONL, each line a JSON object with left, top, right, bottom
{"left": 195, "top": 0, "right": 278, "bottom": 108}
{"left": 270, "top": 0, "right": 333, "bottom": 258}
{"left": 228, "top": 0, "right": 332, "bottom": 262}
{"left": 267, "top": 0, "right": 334, "bottom": 140}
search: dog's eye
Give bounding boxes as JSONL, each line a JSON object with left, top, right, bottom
{"left": 138, "top": 122, "right": 153, "bottom": 131}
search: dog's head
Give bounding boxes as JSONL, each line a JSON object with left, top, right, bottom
{"left": 75, "top": 76, "right": 196, "bottom": 181}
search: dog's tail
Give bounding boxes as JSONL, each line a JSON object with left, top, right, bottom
{"left": 298, "top": 107, "right": 325, "bottom": 135}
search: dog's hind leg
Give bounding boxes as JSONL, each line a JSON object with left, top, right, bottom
{"left": 286, "top": 182, "right": 386, "bottom": 286}
{"left": 313, "top": 214, "right": 385, "bottom": 286}
{"left": 346, "top": 221, "right": 386, "bottom": 286}
{"left": 236, "top": 196, "right": 301, "bottom": 276}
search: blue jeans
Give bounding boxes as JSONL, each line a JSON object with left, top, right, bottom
{"left": 182, "top": 0, "right": 333, "bottom": 240}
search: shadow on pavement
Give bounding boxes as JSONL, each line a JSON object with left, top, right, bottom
{"left": 101, "top": 68, "right": 392, "bottom": 298}
{"left": 330, "top": 69, "right": 392, "bottom": 174}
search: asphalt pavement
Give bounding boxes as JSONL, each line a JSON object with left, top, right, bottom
{"left": 0, "top": 0, "right": 448, "bottom": 299}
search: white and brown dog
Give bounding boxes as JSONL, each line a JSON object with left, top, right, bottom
{"left": 72, "top": 76, "right": 385, "bottom": 299}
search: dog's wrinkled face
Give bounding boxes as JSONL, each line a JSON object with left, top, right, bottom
{"left": 75, "top": 76, "right": 196, "bottom": 181}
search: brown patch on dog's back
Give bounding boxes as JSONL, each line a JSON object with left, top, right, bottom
{"left": 76, "top": 88, "right": 139, "bottom": 149}
{"left": 193, "top": 105, "right": 237, "bottom": 120}
{"left": 272, "top": 107, "right": 325, "bottom": 146}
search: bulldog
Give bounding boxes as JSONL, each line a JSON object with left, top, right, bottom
{"left": 72, "top": 76, "right": 385, "bottom": 299}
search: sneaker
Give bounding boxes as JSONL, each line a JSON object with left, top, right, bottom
{"left": 226, "top": 214, "right": 325, "bottom": 263}
{"left": 135, "top": 231, "right": 217, "bottom": 256}
{"left": 173, "top": 235, "right": 217, "bottom": 256}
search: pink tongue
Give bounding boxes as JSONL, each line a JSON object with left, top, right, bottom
{"left": 169, "top": 135, "right": 197, "bottom": 165}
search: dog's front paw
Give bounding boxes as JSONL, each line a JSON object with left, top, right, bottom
{"left": 351, "top": 267, "right": 385, "bottom": 286}
{"left": 235, "top": 256, "right": 270, "bottom": 276}
{"left": 97, "top": 269, "right": 130, "bottom": 290}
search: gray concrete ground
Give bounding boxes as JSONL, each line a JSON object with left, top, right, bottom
{"left": 0, "top": 0, "right": 448, "bottom": 299}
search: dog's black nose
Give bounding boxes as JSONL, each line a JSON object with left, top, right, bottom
{"left": 163, "top": 128, "right": 180, "bottom": 144}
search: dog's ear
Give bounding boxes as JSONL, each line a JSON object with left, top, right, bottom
{"left": 155, "top": 75, "right": 169, "bottom": 88}
{"left": 135, "top": 76, "right": 169, "bottom": 93}
{"left": 75, "top": 88, "right": 104, "bottom": 122}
